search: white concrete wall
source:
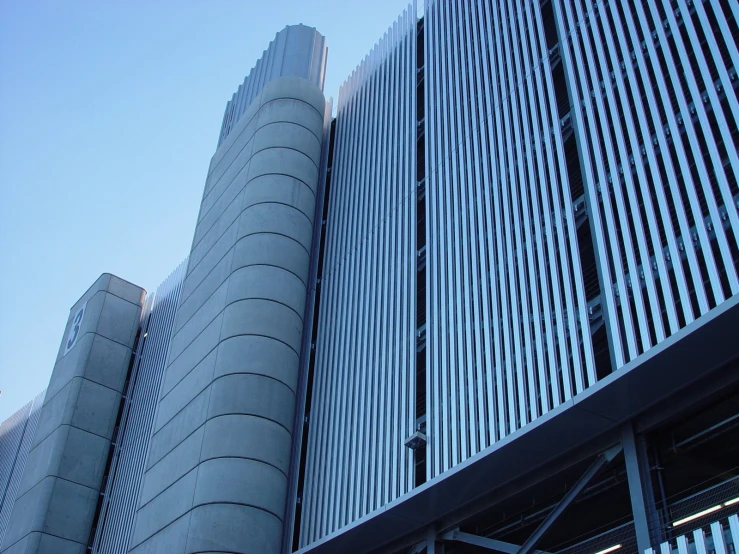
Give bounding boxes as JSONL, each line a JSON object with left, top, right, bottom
{"left": 128, "top": 76, "right": 326, "bottom": 554}
{"left": 1, "top": 275, "right": 145, "bottom": 554}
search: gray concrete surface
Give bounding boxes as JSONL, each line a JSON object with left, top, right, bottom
{"left": 0, "top": 274, "right": 144, "bottom": 554}
{"left": 128, "top": 75, "right": 326, "bottom": 554}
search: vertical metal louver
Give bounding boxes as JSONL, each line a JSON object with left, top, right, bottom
{"left": 90, "top": 260, "right": 187, "bottom": 554}
{"left": 296, "top": 0, "right": 739, "bottom": 548}
{"left": 299, "top": 3, "right": 418, "bottom": 546}
{"left": 554, "top": 0, "right": 739, "bottom": 368}
{"left": 217, "top": 25, "right": 328, "bottom": 147}
{"left": 423, "top": 0, "right": 596, "bottom": 478}
{"left": 0, "top": 391, "right": 44, "bottom": 548}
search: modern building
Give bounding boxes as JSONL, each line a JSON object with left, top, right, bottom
{"left": 2, "top": 1, "right": 739, "bottom": 553}
{"left": 0, "top": 392, "right": 45, "bottom": 547}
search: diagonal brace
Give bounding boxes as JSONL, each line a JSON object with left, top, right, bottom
{"left": 442, "top": 528, "right": 552, "bottom": 554}
{"left": 516, "top": 444, "right": 623, "bottom": 554}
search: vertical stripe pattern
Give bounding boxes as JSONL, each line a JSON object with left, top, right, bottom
{"left": 0, "top": 391, "right": 44, "bottom": 548}
{"left": 424, "top": 0, "right": 595, "bottom": 479}
{"left": 554, "top": 0, "right": 739, "bottom": 367}
{"left": 217, "top": 25, "right": 328, "bottom": 147}
{"left": 297, "top": 0, "right": 739, "bottom": 548}
{"left": 91, "top": 260, "right": 186, "bottom": 554}
{"left": 299, "top": 3, "right": 417, "bottom": 545}
{"left": 646, "top": 513, "right": 739, "bottom": 554}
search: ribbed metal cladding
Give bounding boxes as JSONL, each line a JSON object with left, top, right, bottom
{"left": 647, "top": 513, "right": 739, "bottom": 554}
{"left": 0, "top": 391, "right": 44, "bottom": 548}
{"left": 90, "top": 260, "right": 186, "bottom": 554}
{"left": 217, "top": 25, "right": 328, "bottom": 147}
{"left": 295, "top": 0, "right": 739, "bottom": 548}
{"left": 299, "top": 3, "right": 417, "bottom": 546}
{"left": 554, "top": 0, "right": 739, "bottom": 368}
{"left": 424, "top": 0, "right": 596, "bottom": 478}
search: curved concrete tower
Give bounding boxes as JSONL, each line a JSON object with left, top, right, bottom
{"left": 128, "top": 26, "right": 328, "bottom": 554}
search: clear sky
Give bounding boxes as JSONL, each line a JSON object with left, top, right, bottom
{"left": 0, "top": 0, "right": 414, "bottom": 422}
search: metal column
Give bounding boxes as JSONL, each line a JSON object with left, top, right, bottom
{"left": 622, "top": 423, "right": 664, "bottom": 552}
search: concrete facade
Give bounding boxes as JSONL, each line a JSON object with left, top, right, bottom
{"left": 1, "top": 275, "right": 145, "bottom": 554}
{"left": 128, "top": 75, "right": 326, "bottom": 554}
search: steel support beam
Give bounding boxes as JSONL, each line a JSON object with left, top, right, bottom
{"left": 622, "top": 423, "right": 664, "bottom": 552}
{"left": 442, "top": 529, "right": 552, "bottom": 554}
{"left": 427, "top": 528, "right": 445, "bottom": 554}
{"left": 516, "top": 445, "right": 622, "bottom": 554}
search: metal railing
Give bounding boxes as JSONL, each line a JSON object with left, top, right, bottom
{"left": 646, "top": 513, "right": 739, "bottom": 554}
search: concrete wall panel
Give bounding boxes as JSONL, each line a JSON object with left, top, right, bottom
{"left": 2, "top": 533, "right": 85, "bottom": 554}
{"left": 168, "top": 280, "right": 227, "bottom": 359}
{"left": 231, "top": 233, "right": 310, "bottom": 285}
{"left": 2, "top": 274, "right": 144, "bottom": 554}
{"left": 206, "top": 373, "right": 295, "bottom": 431}
{"left": 30, "top": 380, "right": 80, "bottom": 446}
{"left": 237, "top": 203, "right": 313, "bottom": 253}
{"left": 195, "top": 166, "right": 247, "bottom": 245}
{"left": 156, "top": 349, "right": 216, "bottom": 429}
{"left": 185, "top": 504, "right": 282, "bottom": 554}
{"left": 138, "top": 426, "right": 204, "bottom": 507}
{"left": 146, "top": 387, "right": 209, "bottom": 469}
{"left": 160, "top": 327, "right": 219, "bottom": 400}
{"left": 106, "top": 274, "right": 146, "bottom": 306}
{"left": 200, "top": 136, "right": 258, "bottom": 225}
{"left": 131, "top": 469, "right": 197, "bottom": 547}
{"left": 49, "top": 333, "right": 130, "bottom": 401}
{"left": 55, "top": 426, "right": 109, "bottom": 490}
{"left": 34, "top": 377, "right": 121, "bottom": 443}
{"left": 194, "top": 169, "right": 247, "bottom": 250}
{"left": 69, "top": 378, "right": 122, "bottom": 438}
{"left": 183, "top": 219, "right": 238, "bottom": 298}
{"left": 164, "top": 312, "right": 222, "bottom": 383}
{"left": 188, "top": 213, "right": 238, "bottom": 276}
{"left": 206, "top": 117, "right": 259, "bottom": 198}
{"left": 260, "top": 77, "right": 325, "bottom": 115}
{"left": 18, "top": 426, "right": 108, "bottom": 498}
{"left": 43, "top": 334, "right": 93, "bottom": 400}
{"left": 241, "top": 174, "right": 316, "bottom": 223}
{"left": 83, "top": 334, "right": 132, "bottom": 392}
{"left": 5, "top": 477, "right": 98, "bottom": 547}
{"left": 129, "top": 512, "right": 191, "bottom": 554}
{"left": 177, "top": 244, "right": 233, "bottom": 320}
{"left": 220, "top": 298, "right": 303, "bottom": 354}
{"left": 225, "top": 265, "right": 306, "bottom": 315}
{"left": 251, "top": 122, "right": 322, "bottom": 164}
{"left": 2, "top": 478, "right": 52, "bottom": 548}
{"left": 127, "top": 514, "right": 190, "bottom": 554}
{"left": 13, "top": 428, "right": 65, "bottom": 499}
{"left": 214, "top": 335, "right": 299, "bottom": 392}
{"left": 192, "top": 457, "right": 287, "bottom": 517}
{"left": 53, "top": 290, "right": 106, "bottom": 363}
{"left": 96, "top": 293, "right": 140, "bottom": 346}
{"left": 246, "top": 148, "right": 318, "bottom": 189}
{"left": 35, "top": 478, "right": 98, "bottom": 544}
{"left": 255, "top": 98, "right": 323, "bottom": 140}
{"left": 200, "top": 414, "right": 291, "bottom": 473}
{"left": 133, "top": 74, "right": 326, "bottom": 554}
{"left": 209, "top": 97, "right": 259, "bottom": 175}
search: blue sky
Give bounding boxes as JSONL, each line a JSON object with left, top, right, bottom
{"left": 0, "top": 0, "right": 414, "bottom": 422}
